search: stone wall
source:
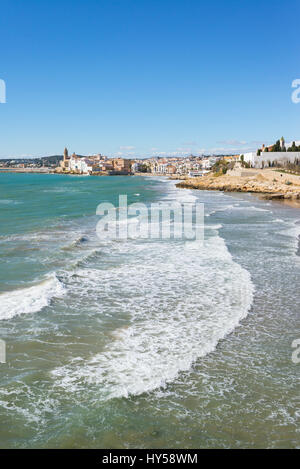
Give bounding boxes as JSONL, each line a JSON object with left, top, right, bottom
{"left": 244, "top": 151, "right": 300, "bottom": 168}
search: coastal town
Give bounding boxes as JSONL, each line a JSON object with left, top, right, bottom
{"left": 1, "top": 137, "right": 300, "bottom": 180}
{"left": 176, "top": 137, "right": 300, "bottom": 201}
{"left": 0, "top": 147, "right": 230, "bottom": 176}
{"left": 0, "top": 147, "right": 238, "bottom": 176}
{"left": 1, "top": 137, "right": 300, "bottom": 201}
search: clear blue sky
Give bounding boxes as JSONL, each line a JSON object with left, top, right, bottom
{"left": 0, "top": 0, "right": 300, "bottom": 158}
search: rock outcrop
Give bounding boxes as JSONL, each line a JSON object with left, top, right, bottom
{"left": 176, "top": 169, "right": 300, "bottom": 200}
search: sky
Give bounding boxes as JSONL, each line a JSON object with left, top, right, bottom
{"left": 0, "top": 0, "right": 300, "bottom": 158}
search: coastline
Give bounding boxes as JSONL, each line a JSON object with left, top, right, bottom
{"left": 175, "top": 168, "right": 300, "bottom": 203}
{"left": 0, "top": 168, "right": 55, "bottom": 174}
{"left": 0, "top": 169, "right": 133, "bottom": 176}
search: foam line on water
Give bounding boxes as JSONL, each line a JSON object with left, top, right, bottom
{"left": 0, "top": 199, "right": 23, "bottom": 205}
{"left": 280, "top": 220, "right": 300, "bottom": 256}
{"left": 0, "top": 274, "right": 65, "bottom": 320}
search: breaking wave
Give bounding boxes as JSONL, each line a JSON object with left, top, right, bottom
{"left": 51, "top": 234, "right": 254, "bottom": 400}
{"left": 0, "top": 274, "right": 65, "bottom": 320}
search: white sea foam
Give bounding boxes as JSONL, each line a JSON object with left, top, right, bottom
{"left": 0, "top": 232, "right": 66, "bottom": 243}
{"left": 0, "top": 229, "right": 86, "bottom": 246}
{"left": 42, "top": 187, "right": 87, "bottom": 193}
{"left": 0, "top": 274, "right": 65, "bottom": 320}
{"left": 164, "top": 189, "right": 198, "bottom": 204}
{"left": 208, "top": 204, "right": 271, "bottom": 217}
{"left": 239, "top": 206, "right": 271, "bottom": 213}
{"left": 61, "top": 235, "right": 89, "bottom": 250}
{"left": 50, "top": 181, "right": 254, "bottom": 398}
{"left": 207, "top": 205, "right": 235, "bottom": 215}
{"left": 51, "top": 234, "right": 254, "bottom": 400}
{"left": 280, "top": 220, "right": 300, "bottom": 255}
{"left": 0, "top": 199, "right": 22, "bottom": 205}
{"left": 205, "top": 224, "right": 223, "bottom": 230}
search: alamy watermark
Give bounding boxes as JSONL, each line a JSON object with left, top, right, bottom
{"left": 0, "top": 339, "right": 6, "bottom": 363}
{"left": 291, "top": 338, "right": 300, "bottom": 364}
{"left": 0, "top": 79, "right": 6, "bottom": 103}
{"left": 291, "top": 79, "right": 300, "bottom": 103}
{"left": 96, "top": 195, "right": 204, "bottom": 243}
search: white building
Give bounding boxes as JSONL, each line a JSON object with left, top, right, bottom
{"left": 69, "top": 156, "right": 95, "bottom": 174}
{"left": 131, "top": 162, "right": 140, "bottom": 172}
{"left": 243, "top": 151, "right": 300, "bottom": 169}
{"left": 201, "top": 159, "right": 212, "bottom": 169}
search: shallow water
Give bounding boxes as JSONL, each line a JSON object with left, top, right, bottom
{"left": 0, "top": 173, "right": 299, "bottom": 448}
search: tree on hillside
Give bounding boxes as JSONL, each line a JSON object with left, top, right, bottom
{"left": 271, "top": 140, "right": 281, "bottom": 152}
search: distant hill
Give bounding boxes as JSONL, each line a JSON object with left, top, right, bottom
{"left": 0, "top": 154, "right": 89, "bottom": 165}
{"left": 1, "top": 155, "right": 62, "bottom": 162}
{"left": 41, "top": 155, "right": 63, "bottom": 164}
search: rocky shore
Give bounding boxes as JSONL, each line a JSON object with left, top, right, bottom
{"left": 176, "top": 168, "right": 300, "bottom": 200}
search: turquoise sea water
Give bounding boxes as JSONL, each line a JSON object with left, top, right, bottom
{"left": 0, "top": 173, "right": 299, "bottom": 448}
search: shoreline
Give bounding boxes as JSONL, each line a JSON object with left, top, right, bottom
{"left": 0, "top": 169, "right": 133, "bottom": 176}
{"left": 0, "top": 169, "right": 55, "bottom": 174}
{"left": 175, "top": 168, "right": 300, "bottom": 204}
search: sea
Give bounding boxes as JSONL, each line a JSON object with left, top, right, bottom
{"left": 0, "top": 172, "right": 299, "bottom": 448}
